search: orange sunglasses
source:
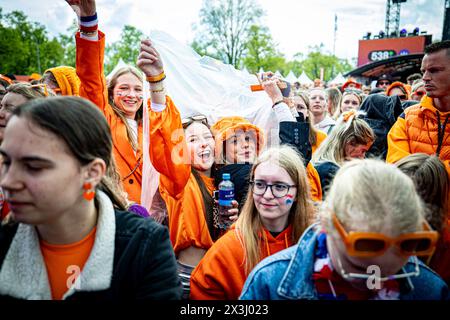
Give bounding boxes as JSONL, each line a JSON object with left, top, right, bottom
{"left": 332, "top": 212, "right": 438, "bottom": 258}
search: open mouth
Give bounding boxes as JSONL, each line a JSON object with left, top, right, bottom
{"left": 198, "top": 149, "right": 212, "bottom": 161}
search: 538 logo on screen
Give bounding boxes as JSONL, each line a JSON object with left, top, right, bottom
{"left": 369, "top": 50, "right": 396, "bottom": 61}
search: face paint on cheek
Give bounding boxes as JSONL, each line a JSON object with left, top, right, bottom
{"left": 116, "top": 91, "right": 125, "bottom": 97}
{"left": 285, "top": 194, "right": 294, "bottom": 205}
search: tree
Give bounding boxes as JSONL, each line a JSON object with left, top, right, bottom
{"left": 58, "top": 19, "right": 78, "bottom": 67}
{"left": 298, "top": 44, "right": 353, "bottom": 81}
{"left": 193, "top": 0, "right": 264, "bottom": 68}
{"left": 0, "top": 9, "right": 64, "bottom": 74}
{"left": 242, "top": 25, "right": 286, "bottom": 74}
{"left": 105, "top": 25, "right": 144, "bottom": 74}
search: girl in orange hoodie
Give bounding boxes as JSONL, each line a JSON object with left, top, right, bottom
{"left": 190, "top": 145, "right": 314, "bottom": 299}
{"left": 136, "top": 38, "right": 239, "bottom": 299}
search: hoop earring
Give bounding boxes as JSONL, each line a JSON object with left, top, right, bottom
{"left": 83, "top": 182, "right": 95, "bottom": 201}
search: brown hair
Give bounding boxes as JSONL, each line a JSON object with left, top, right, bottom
{"left": 294, "top": 91, "right": 317, "bottom": 147}
{"left": 183, "top": 119, "right": 218, "bottom": 241}
{"left": 396, "top": 154, "right": 449, "bottom": 233}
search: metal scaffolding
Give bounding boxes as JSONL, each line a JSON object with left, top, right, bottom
{"left": 385, "top": 0, "right": 407, "bottom": 37}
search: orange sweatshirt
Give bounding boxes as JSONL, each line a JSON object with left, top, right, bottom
{"left": 149, "top": 97, "right": 215, "bottom": 255}
{"left": 312, "top": 130, "right": 327, "bottom": 154}
{"left": 76, "top": 31, "right": 143, "bottom": 203}
{"left": 190, "top": 225, "right": 293, "bottom": 300}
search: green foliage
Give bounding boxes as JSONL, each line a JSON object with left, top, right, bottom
{"left": 57, "top": 20, "right": 78, "bottom": 67}
{"left": 242, "top": 25, "right": 286, "bottom": 74}
{"left": 0, "top": 9, "right": 65, "bottom": 74}
{"left": 193, "top": 0, "right": 264, "bottom": 67}
{"left": 104, "top": 25, "right": 144, "bottom": 74}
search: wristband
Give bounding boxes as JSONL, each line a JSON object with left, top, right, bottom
{"left": 272, "top": 100, "right": 284, "bottom": 108}
{"left": 146, "top": 72, "right": 166, "bottom": 83}
{"left": 80, "top": 12, "right": 98, "bottom": 23}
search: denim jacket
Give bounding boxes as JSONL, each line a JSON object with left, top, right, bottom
{"left": 240, "top": 224, "right": 449, "bottom": 300}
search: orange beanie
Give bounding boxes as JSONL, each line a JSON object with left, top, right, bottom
{"left": 44, "top": 66, "right": 81, "bottom": 96}
{"left": 211, "top": 116, "right": 265, "bottom": 162}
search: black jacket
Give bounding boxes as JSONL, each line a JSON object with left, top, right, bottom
{"left": 359, "top": 94, "right": 403, "bottom": 160}
{"left": 214, "top": 117, "right": 312, "bottom": 207}
{"left": 0, "top": 197, "right": 182, "bottom": 300}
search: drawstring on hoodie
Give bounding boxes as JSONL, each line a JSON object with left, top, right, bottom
{"left": 264, "top": 232, "right": 290, "bottom": 256}
{"left": 436, "top": 111, "right": 450, "bottom": 157}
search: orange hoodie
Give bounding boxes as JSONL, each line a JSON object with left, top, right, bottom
{"left": 149, "top": 97, "right": 215, "bottom": 255}
{"left": 75, "top": 31, "right": 142, "bottom": 203}
{"left": 190, "top": 225, "right": 293, "bottom": 300}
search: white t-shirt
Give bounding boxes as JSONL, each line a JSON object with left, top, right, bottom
{"left": 126, "top": 118, "right": 138, "bottom": 156}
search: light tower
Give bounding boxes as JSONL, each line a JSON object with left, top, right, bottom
{"left": 385, "top": 0, "right": 407, "bottom": 38}
{"left": 443, "top": 0, "right": 450, "bottom": 40}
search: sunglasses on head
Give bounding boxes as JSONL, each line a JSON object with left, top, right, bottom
{"left": 181, "top": 115, "right": 208, "bottom": 128}
{"left": 332, "top": 212, "right": 438, "bottom": 258}
{"left": 30, "top": 83, "right": 49, "bottom": 97}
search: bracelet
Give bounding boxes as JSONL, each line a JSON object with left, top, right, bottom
{"left": 151, "top": 88, "right": 165, "bottom": 93}
{"left": 272, "top": 100, "right": 284, "bottom": 108}
{"left": 80, "top": 12, "right": 98, "bottom": 23}
{"left": 149, "top": 81, "right": 164, "bottom": 91}
{"left": 79, "top": 30, "right": 98, "bottom": 36}
{"left": 79, "top": 24, "right": 98, "bottom": 33}
{"left": 146, "top": 72, "right": 166, "bottom": 83}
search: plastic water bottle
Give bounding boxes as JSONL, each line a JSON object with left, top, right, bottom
{"left": 218, "top": 173, "right": 234, "bottom": 229}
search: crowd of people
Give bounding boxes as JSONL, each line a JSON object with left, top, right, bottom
{"left": 0, "top": 0, "right": 449, "bottom": 301}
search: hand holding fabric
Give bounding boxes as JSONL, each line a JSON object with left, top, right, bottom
{"left": 137, "top": 39, "right": 165, "bottom": 77}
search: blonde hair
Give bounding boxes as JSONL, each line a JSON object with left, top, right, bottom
{"left": 312, "top": 112, "right": 375, "bottom": 166}
{"left": 107, "top": 66, "right": 143, "bottom": 151}
{"left": 6, "top": 83, "right": 55, "bottom": 100}
{"left": 325, "top": 87, "right": 342, "bottom": 118}
{"left": 235, "top": 145, "right": 314, "bottom": 274}
{"left": 333, "top": 91, "right": 362, "bottom": 119}
{"left": 322, "top": 159, "right": 423, "bottom": 238}
{"left": 396, "top": 154, "right": 449, "bottom": 233}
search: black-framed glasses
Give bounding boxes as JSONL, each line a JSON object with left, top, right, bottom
{"left": 182, "top": 115, "right": 208, "bottom": 128}
{"left": 250, "top": 180, "right": 296, "bottom": 198}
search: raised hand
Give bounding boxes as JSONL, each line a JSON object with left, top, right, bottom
{"left": 260, "top": 72, "right": 284, "bottom": 104}
{"left": 65, "top": 0, "right": 96, "bottom": 18}
{"left": 137, "top": 39, "right": 164, "bottom": 77}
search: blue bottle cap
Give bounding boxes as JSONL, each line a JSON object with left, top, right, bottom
{"left": 222, "top": 173, "right": 231, "bottom": 180}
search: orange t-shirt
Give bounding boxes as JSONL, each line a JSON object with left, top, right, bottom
{"left": 40, "top": 227, "right": 97, "bottom": 300}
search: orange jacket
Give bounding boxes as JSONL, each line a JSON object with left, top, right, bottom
{"left": 312, "top": 130, "right": 327, "bottom": 154}
{"left": 149, "top": 97, "right": 215, "bottom": 255}
{"left": 76, "top": 31, "right": 143, "bottom": 203}
{"left": 190, "top": 225, "right": 293, "bottom": 300}
{"left": 307, "top": 163, "right": 322, "bottom": 202}
{"left": 387, "top": 96, "right": 450, "bottom": 222}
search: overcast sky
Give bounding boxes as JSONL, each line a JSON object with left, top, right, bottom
{"left": 0, "top": 0, "right": 445, "bottom": 66}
